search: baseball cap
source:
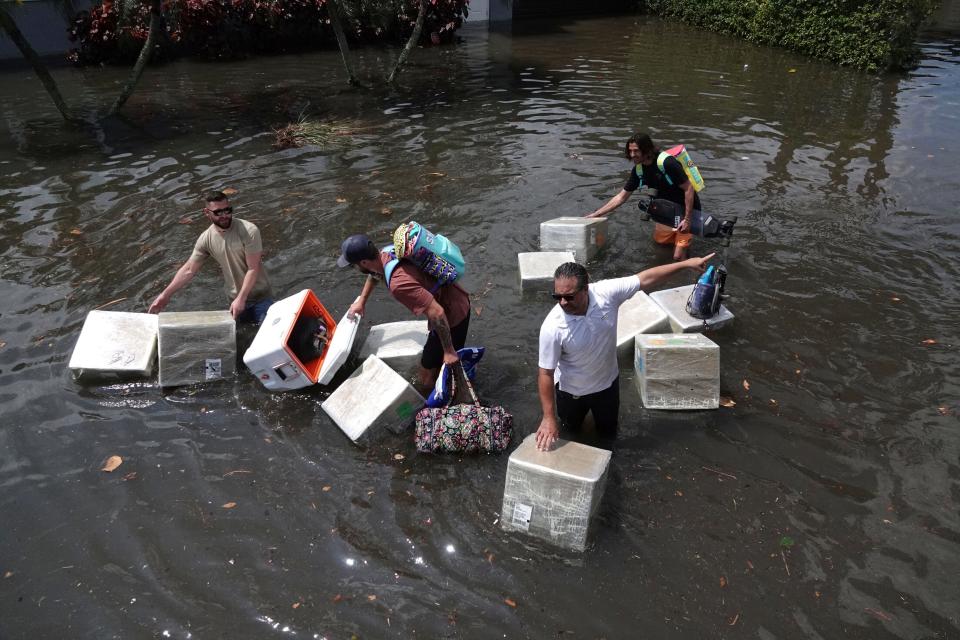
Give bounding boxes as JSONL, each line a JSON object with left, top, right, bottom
{"left": 337, "top": 234, "right": 377, "bottom": 268}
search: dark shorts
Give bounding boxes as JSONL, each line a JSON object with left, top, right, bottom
{"left": 556, "top": 377, "right": 620, "bottom": 441}
{"left": 236, "top": 298, "right": 273, "bottom": 325}
{"left": 420, "top": 315, "right": 470, "bottom": 370}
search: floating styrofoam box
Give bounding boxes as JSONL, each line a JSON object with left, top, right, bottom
{"left": 616, "top": 291, "right": 671, "bottom": 364}
{"left": 501, "top": 434, "right": 612, "bottom": 551}
{"left": 649, "top": 284, "right": 734, "bottom": 333}
{"left": 634, "top": 334, "right": 719, "bottom": 410}
{"left": 158, "top": 310, "right": 235, "bottom": 387}
{"left": 539, "top": 217, "right": 608, "bottom": 263}
{"left": 243, "top": 289, "right": 347, "bottom": 391}
{"left": 69, "top": 310, "right": 158, "bottom": 378}
{"left": 317, "top": 312, "right": 361, "bottom": 386}
{"left": 358, "top": 321, "right": 429, "bottom": 371}
{"left": 321, "top": 355, "right": 424, "bottom": 443}
{"left": 518, "top": 251, "right": 576, "bottom": 292}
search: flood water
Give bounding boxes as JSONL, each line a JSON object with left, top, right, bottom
{"left": 1, "top": 13, "right": 959, "bottom": 639}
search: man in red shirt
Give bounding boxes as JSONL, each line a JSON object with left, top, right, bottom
{"left": 338, "top": 234, "right": 471, "bottom": 388}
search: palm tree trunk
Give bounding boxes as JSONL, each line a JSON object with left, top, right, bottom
{"left": 0, "top": 4, "right": 80, "bottom": 124}
{"left": 326, "top": 0, "right": 361, "bottom": 87}
{"left": 107, "top": 0, "right": 162, "bottom": 116}
{"left": 387, "top": 0, "right": 427, "bottom": 85}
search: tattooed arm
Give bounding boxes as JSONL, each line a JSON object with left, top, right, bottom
{"left": 424, "top": 299, "right": 460, "bottom": 366}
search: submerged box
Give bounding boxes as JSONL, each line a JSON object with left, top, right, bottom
{"left": 518, "top": 251, "right": 576, "bottom": 292}
{"left": 358, "top": 320, "right": 429, "bottom": 371}
{"left": 243, "top": 290, "right": 355, "bottom": 391}
{"left": 634, "top": 334, "right": 719, "bottom": 410}
{"left": 321, "top": 355, "right": 424, "bottom": 443}
{"left": 500, "top": 434, "right": 612, "bottom": 551}
{"left": 539, "top": 217, "right": 608, "bottom": 263}
{"left": 69, "top": 310, "right": 159, "bottom": 378}
{"left": 158, "top": 310, "right": 235, "bottom": 387}
{"left": 649, "top": 284, "right": 735, "bottom": 333}
{"left": 616, "top": 291, "right": 671, "bottom": 364}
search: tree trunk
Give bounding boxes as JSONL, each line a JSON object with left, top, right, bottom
{"left": 0, "top": 5, "right": 81, "bottom": 124}
{"left": 326, "top": 0, "right": 361, "bottom": 87}
{"left": 107, "top": 0, "right": 162, "bottom": 117}
{"left": 387, "top": 0, "right": 427, "bottom": 85}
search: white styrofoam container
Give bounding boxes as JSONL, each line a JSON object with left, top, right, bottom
{"left": 317, "top": 312, "right": 361, "bottom": 386}
{"left": 501, "top": 434, "right": 612, "bottom": 551}
{"left": 243, "top": 289, "right": 348, "bottom": 391}
{"left": 616, "top": 291, "right": 671, "bottom": 364}
{"left": 634, "top": 334, "right": 720, "bottom": 410}
{"left": 648, "top": 284, "right": 735, "bottom": 333}
{"left": 358, "top": 320, "right": 429, "bottom": 371}
{"left": 518, "top": 251, "right": 576, "bottom": 292}
{"left": 539, "top": 217, "right": 608, "bottom": 263}
{"left": 321, "top": 355, "right": 424, "bottom": 443}
{"left": 69, "top": 310, "right": 158, "bottom": 378}
{"left": 158, "top": 310, "right": 235, "bottom": 387}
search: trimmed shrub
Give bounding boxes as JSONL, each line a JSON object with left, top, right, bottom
{"left": 640, "top": 0, "right": 940, "bottom": 72}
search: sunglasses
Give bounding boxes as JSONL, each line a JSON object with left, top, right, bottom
{"left": 551, "top": 290, "right": 581, "bottom": 302}
{"left": 205, "top": 206, "right": 233, "bottom": 216}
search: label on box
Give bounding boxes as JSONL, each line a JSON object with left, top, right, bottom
{"left": 205, "top": 358, "right": 222, "bottom": 380}
{"left": 512, "top": 503, "right": 533, "bottom": 531}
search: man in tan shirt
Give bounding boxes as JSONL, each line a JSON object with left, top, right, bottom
{"left": 148, "top": 191, "right": 274, "bottom": 323}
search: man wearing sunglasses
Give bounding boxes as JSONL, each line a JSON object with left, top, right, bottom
{"left": 536, "top": 253, "right": 714, "bottom": 451}
{"left": 148, "top": 191, "right": 274, "bottom": 324}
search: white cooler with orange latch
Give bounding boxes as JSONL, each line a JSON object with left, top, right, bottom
{"left": 243, "top": 289, "right": 357, "bottom": 391}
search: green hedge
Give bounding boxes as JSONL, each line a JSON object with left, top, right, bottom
{"left": 640, "top": 0, "right": 940, "bottom": 72}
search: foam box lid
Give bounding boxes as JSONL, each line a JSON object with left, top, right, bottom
{"left": 69, "top": 310, "right": 158, "bottom": 374}
{"left": 509, "top": 434, "right": 612, "bottom": 482}
{"left": 317, "top": 311, "right": 361, "bottom": 385}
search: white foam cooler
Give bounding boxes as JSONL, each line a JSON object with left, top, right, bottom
{"left": 358, "top": 320, "right": 429, "bottom": 371}
{"left": 321, "top": 355, "right": 424, "bottom": 443}
{"left": 634, "top": 334, "right": 720, "bottom": 410}
{"left": 539, "top": 217, "right": 608, "bottom": 263}
{"left": 69, "top": 310, "right": 158, "bottom": 378}
{"left": 649, "top": 284, "right": 735, "bottom": 333}
{"left": 501, "top": 434, "right": 612, "bottom": 551}
{"left": 158, "top": 310, "right": 235, "bottom": 387}
{"left": 616, "top": 291, "right": 671, "bottom": 364}
{"left": 243, "top": 290, "right": 354, "bottom": 391}
{"left": 518, "top": 251, "right": 576, "bottom": 292}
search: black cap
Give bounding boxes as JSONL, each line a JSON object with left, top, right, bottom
{"left": 337, "top": 234, "right": 377, "bottom": 268}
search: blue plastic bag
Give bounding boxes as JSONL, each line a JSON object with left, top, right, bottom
{"left": 425, "top": 347, "right": 485, "bottom": 408}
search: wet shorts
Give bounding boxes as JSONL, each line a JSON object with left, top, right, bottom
{"left": 653, "top": 222, "right": 693, "bottom": 248}
{"left": 420, "top": 315, "right": 470, "bottom": 370}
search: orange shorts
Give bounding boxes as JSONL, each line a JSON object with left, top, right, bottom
{"left": 653, "top": 223, "right": 693, "bottom": 248}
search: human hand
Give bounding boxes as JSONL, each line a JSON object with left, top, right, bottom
{"left": 584, "top": 210, "right": 603, "bottom": 219}
{"left": 678, "top": 217, "right": 691, "bottom": 233}
{"left": 442, "top": 349, "right": 460, "bottom": 367}
{"left": 147, "top": 294, "right": 168, "bottom": 314}
{"left": 229, "top": 297, "right": 246, "bottom": 319}
{"left": 535, "top": 416, "right": 559, "bottom": 451}
{"left": 347, "top": 299, "right": 365, "bottom": 319}
{"left": 688, "top": 252, "right": 716, "bottom": 272}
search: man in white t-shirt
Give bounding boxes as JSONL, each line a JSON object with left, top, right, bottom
{"left": 536, "top": 255, "right": 714, "bottom": 451}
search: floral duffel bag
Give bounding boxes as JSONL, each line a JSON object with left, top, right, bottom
{"left": 414, "top": 369, "right": 512, "bottom": 453}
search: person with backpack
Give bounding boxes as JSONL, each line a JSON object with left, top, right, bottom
{"left": 536, "top": 253, "right": 714, "bottom": 452}
{"left": 338, "top": 230, "right": 470, "bottom": 389}
{"left": 586, "top": 132, "right": 703, "bottom": 261}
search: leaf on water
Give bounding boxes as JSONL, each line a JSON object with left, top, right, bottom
{"left": 333, "top": 594, "right": 343, "bottom": 603}
{"left": 769, "top": 399, "right": 778, "bottom": 406}
{"left": 322, "top": 485, "right": 332, "bottom": 492}
{"left": 719, "top": 576, "right": 727, "bottom": 588}
{"left": 222, "top": 187, "right": 238, "bottom": 196}
{"left": 795, "top": 369, "right": 801, "bottom": 375}
{"left": 336, "top": 197, "right": 347, "bottom": 203}
{"left": 122, "top": 472, "right": 137, "bottom": 481}
{"left": 486, "top": 552, "right": 495, "bottom": 564}
{"left": 70, "top": 228, "right": 83, "bottom": 236}
{"left": 393, "top": 453, "right": 405, "bottom": 461}
{"left": 292, "top": 601, "right": 301, "bottom": 609}
{"left": 178, "top": 217, "right": 194, "bottom": 225}
{"left": 937, "top": 406, "right": 952, "bottom": 416}
{"left": 380, "top": 206, "right": 393, "bottom": 216}
{"left": 504, "top": 598, "right": 517, "bottom": 608}
{"left": 780, "top": 535, "right": 795, "bottom": 548}
{"left": 222, "top": 502, "right": 237, "bottom": 509}
{"left": 719, "top": 396, "right": 736, "bottom": 407}
{"left": 101, "top": 455, "right": 123, "bottom": 472}
{"left": 728, "top": 613, "right": 740, "bottom": 626}
{"left": 0, "top": 341, "right": 6, "bottom": 349}
{"left": 742, "top": 379, "right": 750, "bottom": 391}
{"left": 367, "top": 594, "right": 377, "bottom": 601}
{"left": 675, "top": 490, "right": 684, "bottom": 497}
{"left": 788, "top": 68, "right": 797, "bottom": 73}
{"left": 891, "top": 297, "right": 901, "bottom": 302}
{"left": 3, "top": 571, "right": 13, "bottom": 579}
{"left": 921, "top": 339, "right": 937, "bottom": 345}
{"left": 423, "top": 172, "right": 446, "bottom": 177}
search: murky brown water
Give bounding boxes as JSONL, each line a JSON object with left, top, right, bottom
{"left": 1, "top": 13, "right": 959, "bottom": 639}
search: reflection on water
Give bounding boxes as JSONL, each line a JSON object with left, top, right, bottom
{"left": 1, "top": 14, "right": 959, "bottom": 639}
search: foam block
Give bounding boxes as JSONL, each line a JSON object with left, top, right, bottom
{"left": 634, "top": 334, "right": 719, "bottom": 410}
{"left": 69, "top": 310, "right": 158, "bottom": 378}
{"left": 616, "top": 291, "right": 671, "bottom": 364}
{"left": 649, "top": 284, "right": 734, "bottom": 333}
{"left": 321, "top": 355, "right": 424, "bottom": 443}
{"left": 358, "top": 320, "right": 429, "bottom": 371}
{"left": 158, "top": 310, "right": 235, "bottom": 387}
{"left": 518, "top": 251, "right": 576, "bottom": 292}
{"left": 539, "top": 217, "right": 608, "bottom": 263}
{"left": 500, "top": 434, "right": 612, "bottom": 551}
